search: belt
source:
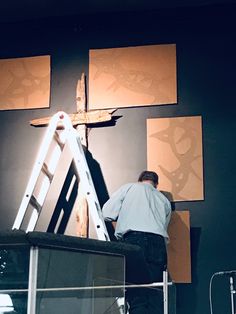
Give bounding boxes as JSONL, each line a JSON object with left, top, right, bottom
{"left": 123, "top": 231, "right": 163, "bottom": 239}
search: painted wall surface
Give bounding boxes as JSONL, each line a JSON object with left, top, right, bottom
{"left": 0, "top": 5, "right": 236, "bottom": 314}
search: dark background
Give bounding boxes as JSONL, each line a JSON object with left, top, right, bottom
{"left": 0, "top": 2, "right": 236, "bottom": 314}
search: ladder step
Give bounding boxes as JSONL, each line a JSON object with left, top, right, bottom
{"left": 53, "top": 131, "right": 65, "bottom": 150}
{"left": 29, "top": 195, "right": 42, "bottom": 212}
{"left": 42, "top": 163, "right": 53, "bottom": 182}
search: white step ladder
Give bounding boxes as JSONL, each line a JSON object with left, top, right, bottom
{"left": 12, "top": 111, "right": 109, "bottom": 241}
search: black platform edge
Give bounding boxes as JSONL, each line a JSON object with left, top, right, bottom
{"left": 27, "top": 231, "right": 136, "bottom": 255}
{"left": 0, "top": 230, "right": 150, "bottom": 284}
{"left": 0, "top": 229, "right": 29, "bottom": 246}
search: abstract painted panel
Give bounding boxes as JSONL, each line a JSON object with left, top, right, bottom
{"left": 0, "top": 55, "right": 50, "bottom": 110}
{"left": 89, "top": 44, "right": 176, "bottom": 109}
{"left": 147, "top": 116, "right": 204, "bottom": 201}
{"left": 167, "top": 210, "right": 191, "bottom": 283}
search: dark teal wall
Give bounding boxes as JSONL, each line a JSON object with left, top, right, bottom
{"left": 0, "top": 5, "right": 236, "bottom": 314}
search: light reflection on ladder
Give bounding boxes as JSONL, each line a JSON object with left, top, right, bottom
{"left": 12, "top": 111, "right": 109, "bottom": 241}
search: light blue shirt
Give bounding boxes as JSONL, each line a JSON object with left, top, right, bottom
{"left": 102, "top": 182, "right": 172, "bottom": 241}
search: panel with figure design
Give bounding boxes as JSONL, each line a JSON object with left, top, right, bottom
{"left": 89, "top": 44, "right": 176, "bottom": 109}
{"left": 0, "top": 55, "right": 50, "bottom": 110}
{"left": 147, "top": 116, "right": 204, "bottom": 201}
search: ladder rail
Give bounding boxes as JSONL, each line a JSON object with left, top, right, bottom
{"left": 58, "top": 113, "right": 109, "bottom": 240}
{"left": 13, "top": 113, "right": 65, "bottom": 230}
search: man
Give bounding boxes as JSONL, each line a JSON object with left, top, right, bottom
{"left": 102, "top": 170, "right": 172, "bottom": 314}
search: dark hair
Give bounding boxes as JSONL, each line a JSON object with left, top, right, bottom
{"left": 138, "top": 170, "right": 159, "bottom": 186}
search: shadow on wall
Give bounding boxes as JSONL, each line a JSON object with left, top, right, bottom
{"left": 160, "top": 190, "right": 175, "bottom": 211}
{"left": 84, "top": 147, "right": 117, "bottom": 241}
{"left": 84, "top": 147, "right": 109, "bottom": 207}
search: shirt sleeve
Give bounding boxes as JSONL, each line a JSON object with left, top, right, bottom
{"left": 102, "top": 184, "right": 132, "bottom": 221}
{"left": 165, "top": 200, "right": 172, "bottom": 228}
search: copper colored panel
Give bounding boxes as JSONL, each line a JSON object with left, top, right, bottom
{"left": 0, "top": 55, "right": 50, "bottom": 110}
{"left": 147, "top": 116, "right": 204, "bottom": 201}
{"left": 89, "top": 44, "right": 177, "bottom": 109}
{"left": 167, "top": 210, "right": 191, "bottom": 283}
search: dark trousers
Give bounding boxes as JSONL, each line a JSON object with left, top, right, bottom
{"left": 123, "top": 231, "right": 167, "bottom": 314}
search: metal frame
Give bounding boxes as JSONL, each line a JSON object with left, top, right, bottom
{"left": 0, "top": 268, "right": 171, "bottom": 314}
{"left": 27, "top": 246, "right": 39, "bottom": 314}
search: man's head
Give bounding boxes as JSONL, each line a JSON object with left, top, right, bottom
{"left": 138, "top": 170, "right": 159, "bottom": 188}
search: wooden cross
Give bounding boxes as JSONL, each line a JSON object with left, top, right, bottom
{"left": 30, "top": 72, "right": 116, "bottom": 147}
{"left": 30, "top": 73, "right": 116, "bottom": 237}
